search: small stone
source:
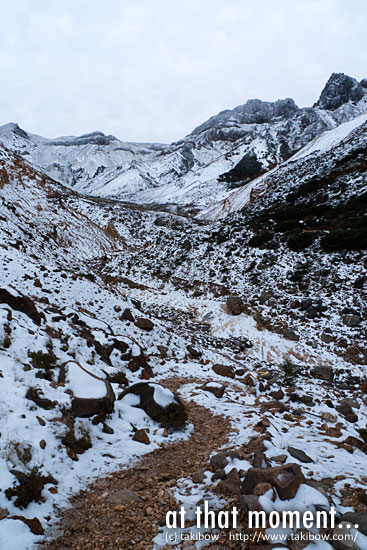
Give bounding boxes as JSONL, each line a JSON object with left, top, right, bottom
{"left": 114, "top": 504, "right": 126, "bottom": 512}
{"left": 187, "top": 345, "right": 202, "bottom": 358}
{"left": 67, "top": 448, "right": 79, "bottom": 461}
{"left": 226, "top": 296, "right": 243, "bottom": 315}
{"left": 106, "top": 490, "right": 142, "bottom": 504}
{"left": 199, "top": 381, "right": 225, "bottom": 398}
{"left": 243, "top": 373, "right": 255, "bottom": 386}
{"left": 321, "top": 412, "right": 337, "bottom": 423}
{"left": 36, "top": 416, "right": 46, "bottom": 426}
{"left": 39, "top": 440, "right": 46, "bottom": 449}
{"left": 134, "top": 318, "right": 154, "bottom": 331}
{"left": 312, "top": 365, "right": 333, "bottom": 381}
{"left": 212, "top": 364, "right": 235, "bottom": 378}
{"left": 342, "top": 314, "right": 361, "bottom": 328}
{"left": 288, "top": 447, "right": 313, "bottom": 463}
{"left": 254, "top": 482, "right": 272, "bottom": 496}
{"left": 321, "top": 331, "right": 334, "bottom": 343}
{"left": 120, "top": 308, "right": 135, "bottom": 322}
{"left": 216, "top": 468, "right": 241, "bottom": 495}
{"left": 102, "top": 423, "right": 114, "bottom": 434}
{"left": 9, "top": 516, "right": 44, "bottom": 535}
{"left": 191, "top": 469, "right": 206, "bottom": 484}
{"left": 239, "top": 495, "right": 262, "bottom": 514}
{"left": 0, "top": 508, "right": 8, "bottom": 520}
{"left": 210, "top": 450, "right": 241, "bottom": 471}
{"left": 133, "top": 429, "right": 150, "bottom": 445}
{"left": 212, "top": 469, "right": 226, "bottom": 481}
{"left": 271, "top": 455, "right": 287, "bottom": 464}
{"left": 285, "top": 330, "right": 300, "bottom": 342}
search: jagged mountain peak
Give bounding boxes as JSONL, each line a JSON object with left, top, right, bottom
{"left": 315, "top": 72, "right": 367, "bottom": 110}
{"left": 190, "top": 96, "right": 300, "bottom": 136}
{"left": 0, "top": 121, "right": 29, "bottom": 138}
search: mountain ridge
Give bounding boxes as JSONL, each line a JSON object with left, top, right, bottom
{"left": 0, "top": 72, "right": 366, "bottom": 211}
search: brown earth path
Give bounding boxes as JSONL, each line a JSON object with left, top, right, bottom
{"left": 41, "top": 378, "right": 233, "bottom": 550}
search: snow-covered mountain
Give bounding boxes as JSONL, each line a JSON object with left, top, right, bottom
{"left": 1, "top": 73, "right": 366, "bottom": 209}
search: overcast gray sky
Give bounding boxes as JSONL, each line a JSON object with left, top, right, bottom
{"left": 1, "top": 0, "right": 366, "bottom": 143}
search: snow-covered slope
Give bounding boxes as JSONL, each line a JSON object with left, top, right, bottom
{"left": 201, "top": 110, "right": 367, "bottom": 220}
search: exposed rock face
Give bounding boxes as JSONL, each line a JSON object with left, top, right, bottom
{"left": 316, "top": 73, "right": 366, "bottom": 111}
{"left": 192, "top": 98, "right": 300, "bottom": 135}
{"left": 118, "top": 382, "right": 187, "bottom": 430}
{"left": 242, "top": 463, "right": 304, "bottom": 500}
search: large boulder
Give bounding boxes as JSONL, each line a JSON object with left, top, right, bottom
{"left": 0, "top": 288, "right": 42, "bottom": 325}
{"left": 118, "top": 382, "right": 187, "bottom": 430}
{"left": 60, "top": 361, "right": 115, "bottom": 417}
{"left": 242, "top": 463, "right": 304, "bottom": 501}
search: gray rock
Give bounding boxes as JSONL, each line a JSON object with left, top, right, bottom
{"left": 285, "top": 330, "right": 300, "bottom": 342}
{"left": 341, "top": 512, "right": 367, "bottom": 535}
{"left": 212, "top": 364, "right": 235, "bottom": 379}
{"left": 226, "top": 296, "right": 243, "bottom": 315}
{"left": 312, "top": 365, "right": 333, "bottom": 381}
{"left": 239, "top": 494, "right": 262, "bottom": 514}
{"left": 210, "top": 450, "right": 241, "bottom": 471}
{"left": 332, "top": 522, "right": 359, "bottom": 549}
{"left": 288, "top": 447, "right": 313, "bottom": 463}
{"left": 106, "top": 489, "right": 143, "bottom": 504}
{"left": 342, "top": 314, "right": 361, "bottom": 328}
{"left": 199, "top": 381, "right": 225, "bottom": 398}
{"left": 216, "top": 468, "right": 241, "bottom": 495}
{"left": 191, "top": 469, "right": 207, "bottom": 484}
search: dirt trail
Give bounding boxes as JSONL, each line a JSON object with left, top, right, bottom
{"left": 42, "top": 378, "right": 232, "bottom": 550}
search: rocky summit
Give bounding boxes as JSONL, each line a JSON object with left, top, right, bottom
{"left": 0, "top": 72, "right": 367, "bottom": 550}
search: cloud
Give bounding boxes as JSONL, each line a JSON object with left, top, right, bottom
{"left": 0, "top": 0, "right": 366, "bottom": 142}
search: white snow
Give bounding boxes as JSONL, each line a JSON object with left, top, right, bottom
{"left": 152, "top": 383, "right": 176, "bottom": 408}
{"left": 65, "top": 362, "right": 107, "bottom": 399}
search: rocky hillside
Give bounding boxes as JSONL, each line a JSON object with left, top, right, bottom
{"left": 0, "top": 74, "right": 367, "bottom": 550}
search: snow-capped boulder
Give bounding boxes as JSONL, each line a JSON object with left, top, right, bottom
{"left": 60, "top": 361, "right": 115, "bottom": 417}
{"left": 118, "top": 382, "right": 187, "bottom": 430}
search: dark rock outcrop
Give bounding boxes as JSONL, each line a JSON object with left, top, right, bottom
{"left": 0, "top": 288, "right": 42, "bottom": 325}
{"left": 315, "top": 73, "right": 366, "bottom": 111}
